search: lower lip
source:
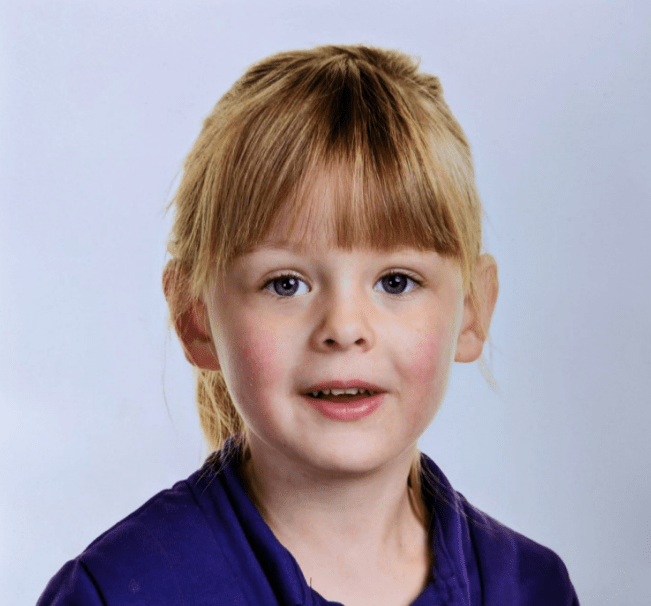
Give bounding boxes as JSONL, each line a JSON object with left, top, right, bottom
{"left": 304, "top": 393, "right": 385, "bottom": 421}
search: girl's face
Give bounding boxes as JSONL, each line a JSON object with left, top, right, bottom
{"left": 200, "top": 202, "right": 473, "bottom": 478}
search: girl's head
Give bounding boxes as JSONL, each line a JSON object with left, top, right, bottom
{"left": 164, "top": 44, "right": 497, "bottom": 454}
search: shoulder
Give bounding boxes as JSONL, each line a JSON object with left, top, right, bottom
{"left": 420, "top": 455, "right": 579, "bottom": 605}
{"left": 457, "top": 494, "right": 579, "bottom": 604}
{"left": 38, "top": 460, "right": 246, "bottom": 606}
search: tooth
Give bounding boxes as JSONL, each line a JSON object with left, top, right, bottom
{"left": 310, "top": 387, "right": 378, "bottom": 397}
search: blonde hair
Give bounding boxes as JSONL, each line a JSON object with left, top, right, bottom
{"left": 166, "top": 45, "right": 489, "bottom": 468}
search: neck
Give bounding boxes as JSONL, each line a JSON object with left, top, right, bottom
{"left": 238, "top": 440, "right": 428, "bottom": 555}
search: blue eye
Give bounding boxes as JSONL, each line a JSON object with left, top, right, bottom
{"left": 375, "top": 273, "right": 418, "bottom": 295}
{"left": 266, "top": 275, "right": 309, "bottom": 297}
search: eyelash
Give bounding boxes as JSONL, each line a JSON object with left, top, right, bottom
{"left": 375, "top": 271, "right": 422, "bottom": 296}
{"left": 263, "top": 273, "right": 309, "bottom": 297}
{"left": 263, "top": 271, "right": 422, "bottom": 297}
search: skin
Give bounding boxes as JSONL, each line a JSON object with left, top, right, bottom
{"left": 167, "top": 206, "right": 498, "bottom": 606}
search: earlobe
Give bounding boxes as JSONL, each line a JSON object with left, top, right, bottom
{"left": 162, "top": 261, "right": 221, "bottom": 371}
{"left": 454, "top": 254, "right": 499, "bottom": 363}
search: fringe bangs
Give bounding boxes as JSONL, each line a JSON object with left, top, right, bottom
{"left": 174, "top": 46, "right": 481, "bottom": 297}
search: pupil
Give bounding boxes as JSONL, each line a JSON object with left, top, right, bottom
{"left": 383, "top": 274, "right": 406, "bottom": 294}
{"left": 275, "top": 277, "right": 298, "bottom": 295}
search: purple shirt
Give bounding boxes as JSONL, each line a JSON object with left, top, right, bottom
{"left": 38, "top": 447, "right": 579, "bottom": 605}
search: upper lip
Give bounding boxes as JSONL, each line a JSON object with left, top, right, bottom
{"left": 302, "top": 380, "right": 386, "bottom": 394}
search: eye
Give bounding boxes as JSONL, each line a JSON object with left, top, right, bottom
{"left": 374, "top": 272, "right": 419, "bottom": 295}
{"left": 265, "top": 274, "right": 310, "bottom": 297}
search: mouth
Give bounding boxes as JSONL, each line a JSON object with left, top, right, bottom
{"left": 302, "top": 382, "right": 386, "bottom": 421}
{"left": 306, "top": 387, "right": 378, "bottom": 402}
{"left": 301, "top": 381, "right": 385, "bottom": 404}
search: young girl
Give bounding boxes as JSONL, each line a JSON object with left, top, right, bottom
{"left": 39, "top": 44, "right": 579, "bottom": 605}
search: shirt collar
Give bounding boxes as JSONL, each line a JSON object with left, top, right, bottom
{"left": 211, "top": 445, "right": 473, "bottom": 606}
{"left": 214, "top": 445, "right": 311, "bottom": 606}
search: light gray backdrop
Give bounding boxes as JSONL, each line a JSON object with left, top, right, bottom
{"left": 1, "top": 1, "right": 650, "bottom": 604}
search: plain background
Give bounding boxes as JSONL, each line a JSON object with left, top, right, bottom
{"left": 1, "top": 1, "right": 650, "bottom": 604}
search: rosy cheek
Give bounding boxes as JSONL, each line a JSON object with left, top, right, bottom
{"left": 408, "top": 335, "right": 446, "bottom": 384}
{"left": 398, "top": 328, "right": 456, "bottom": 420}
{"left": 229, "top": 326, "right": 282, "bottom": 400}
{"left": 248, "top": 332, "right": 281, "bottom": 381}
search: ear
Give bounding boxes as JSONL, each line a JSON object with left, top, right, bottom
{"left": 162, "top": 261, "right": 221, "bottom": 371}
{"left": 454, "top": 254, "right": 499, "bottom": 363}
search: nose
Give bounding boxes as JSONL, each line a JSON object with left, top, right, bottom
{"left": 311, "top": 287, "right": 375, "bottom": 352}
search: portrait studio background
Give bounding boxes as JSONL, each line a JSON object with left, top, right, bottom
{"left": 1, "top": 1, "right": 650, "bottom": 604}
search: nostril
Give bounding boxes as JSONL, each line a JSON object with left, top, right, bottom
{"left": 322, "top": 337, "right": 366, "bottom": 347}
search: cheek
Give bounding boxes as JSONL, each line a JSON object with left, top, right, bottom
{"left": 407, "top": 334, "right": 450, "bottom": 388}
{"left": 401, "top": 317, "right": 455, "bottom": 377}
{"left": 221, "top": 320, "right": 286, "bottom": 405}
{"left": 396, "top": 323, "right": 458, "bottom": 416}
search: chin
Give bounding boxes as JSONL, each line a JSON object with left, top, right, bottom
{"left": 291, "top": 438, "right": 414, "bottom": 479}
